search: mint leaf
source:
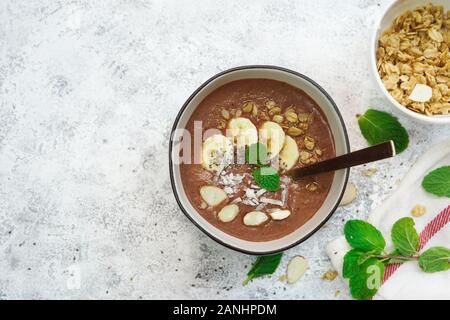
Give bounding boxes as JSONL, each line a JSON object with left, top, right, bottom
{"left": 357, "top": 109, "right": 409, "bottom": 153}
{"left": 418, "top": 247, "right": 450, "bottom": 273}
{"left": 246, "top": 142, "right": 268, "bottom": 166}
{"left": 391, "top": 217, "right": 420, "bottom": 256}
{"left": 252, "top": 167, "right": 280, "bottom": 191}
{"left": 422, "top": 166, "right": 450, "bottom": 198}
{"left": 243, "top": 253, "right": 283, "bottom": 285}
{"left": 344, "top": 220, "right": 386, "bottom": 253}
{"left": 343, "top": 249, "right": 364, "bottom": 278}
{"left": 349, "top": 258, "right": 384, "bottom": 300}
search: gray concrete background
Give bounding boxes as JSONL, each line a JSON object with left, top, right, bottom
{"left": 0, "top": 0, "right": 449, "bottom": 299}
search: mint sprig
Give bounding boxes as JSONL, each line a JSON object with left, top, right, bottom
{"left": 243, "top": 253, "right": 283, "bottom": 285}
{"left": 422, "top": 166, "right": 450, "bottom": 198}
{"left": 343, "top": 217, "right": 450, "bottom": 300}
{"left": 357, "top": 109, "right": 409, "bottom": 154}
{"left": 252, "top": 167, "right": 280, "bottom": 191}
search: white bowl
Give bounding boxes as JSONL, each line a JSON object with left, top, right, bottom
{"left": 169, "top": 66, "right": 350, "bottom": 255}
{"left": 371, "top": 0, "right": 450, "bottom": 124}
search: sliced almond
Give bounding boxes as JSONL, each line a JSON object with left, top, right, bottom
{"left": 269, "top": 209, "right": 291, "bottom": 220}
{"left": 218, "top": 204, "right": 239, "bottom": 222}
{"left": 286, "top": 256, "right": 309, "bottom": 284}
{"left": 408, "top": 84, "right": 432, "bottom": 102}
{"left": 199, "top": 186, "right": 228, "bottom": 207}
{"left": 339, "top": 182, "right": 357, "bottom": 206}
{"left": 243, "top": 211, "right": 268, "bottom": 226}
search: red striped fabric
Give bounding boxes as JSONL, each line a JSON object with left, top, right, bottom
{"left": 383, "top": 205, "right": 450, "bottom": 283}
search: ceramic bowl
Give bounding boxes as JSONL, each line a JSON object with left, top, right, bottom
{"left": 169, "top": 65, "right": 350, "bottom": 255}
{"left": 371, "top": 0, "right": 450, "bottom": 124}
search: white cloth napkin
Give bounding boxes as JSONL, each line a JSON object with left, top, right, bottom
{"left": 326, "top": 138, "right": 450, "bottom": 300}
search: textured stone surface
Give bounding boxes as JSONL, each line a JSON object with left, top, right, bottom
{"left": 0, "top": 0, "right": 448, "bottom": 299}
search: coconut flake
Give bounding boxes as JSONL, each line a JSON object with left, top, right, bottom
{"left": 255, "top": 188, "right": 267, "bottom": 198}
{"left": 245, "top": 188, "right": 257, "bottom": 199}
{"left": 223, "top": 186, "right": 234, "bottom": 195}
{"left": 231, "top": 197, "right": 242, "bottom": 204}
{"left": 259, "top": 197, "right": 283, "bottom": 206}
{"left": 281, "top": 186, "right": 288, "bottom": 208}
{"left": 408, "top": 84, "right": 432, "bottom": 102}
{"left": 242, "top": 198, "right": 259, "bottom": 206}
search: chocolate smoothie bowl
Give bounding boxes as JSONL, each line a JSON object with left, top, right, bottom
{"left": 170, "top": 66, "right": 350, "bottom": 254}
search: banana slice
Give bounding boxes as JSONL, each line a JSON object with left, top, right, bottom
{"left": 279, "top": 136, "right": 299, "bottom": 171}
{"left": 201, "top": 134, "right": 234, "bottom": 172}
{"left": 259, "top": 121, "right": 286, "bottom": 158}
{"left": 243, "top": 211, "right": 268, "bottom": 226}
{"left": 199, "top": 186, "right": 228, "bottom": 207}
{"left": 227, "top": 117, "right": 258, "bottom": 148}
{"left": 218, "top": 204, "right": 239, "bottom": 222}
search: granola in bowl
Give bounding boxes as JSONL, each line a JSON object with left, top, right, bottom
{"left": 376, "top": 3, "right": 450, "bottom": 116}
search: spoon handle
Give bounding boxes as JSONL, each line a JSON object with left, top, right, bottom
{"left": 288, "top": 140, "right": 396, "bottom": 180}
